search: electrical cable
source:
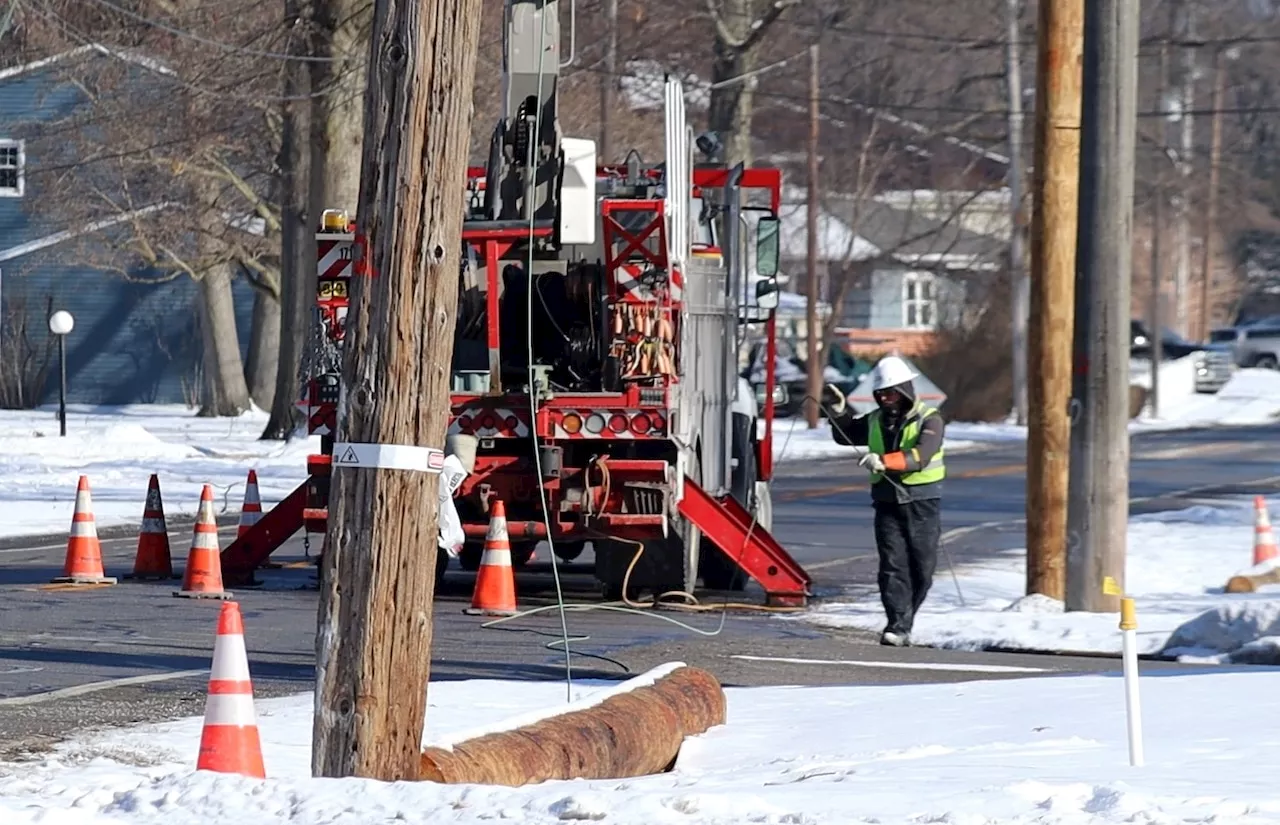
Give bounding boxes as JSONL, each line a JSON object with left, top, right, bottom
{"left": 519, "top": 10, "right": 576, "bottom": 703}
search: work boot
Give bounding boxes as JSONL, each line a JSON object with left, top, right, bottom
{"left": 880, "top": 630, "right": 910, "bottom": 647}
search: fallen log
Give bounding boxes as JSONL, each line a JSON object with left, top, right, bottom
{"left": 419, "top": 663, "right": 726, "bottom": 786}
{"left": 1225, "top": 566, "right": 1280, "bottom": 593}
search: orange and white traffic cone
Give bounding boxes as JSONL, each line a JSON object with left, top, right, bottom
{"left": 463, "top": 499, "right": 517, "bottom": 617}
{"left": 175, "top": 484, "right": 232, "bottom": 599}
{"left": 52, "top": 475, "right": 117, "bottom": 585}
{"left": 125, "top": 474, "right": 175, "bottom": 580}
{"left": 1254, "top": 496, "right": 1278, "bottom": 566}
{"left": 196, "top": 601, "right": 266, "bottom": 778}
{"left": 238, "top": 470, "right": 263, "bottom": 538}
{"left": 239, "top": 469, "right": 279, "bottom": 570}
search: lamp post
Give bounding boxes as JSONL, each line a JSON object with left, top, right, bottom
{"left": 48, "top": 310, "right": 74, "bottom": 437}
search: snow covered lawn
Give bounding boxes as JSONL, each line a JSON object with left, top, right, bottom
{"left": 0, "top": 404, "right": 319, "bottom": 540}
{"left": 795, "top": 496, "right": 1280, "bottom": 662}
{"left": 6, "top": 669, "right": 1280, "bottom": 824}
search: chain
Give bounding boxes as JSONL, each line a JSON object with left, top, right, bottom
{"left": 298, "top": 307, "right": 343, "bottom": 388}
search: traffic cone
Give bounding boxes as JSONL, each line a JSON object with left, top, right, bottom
{"left": 1254, "top": 496, "right": 1278, "bottom": 566}
{"left": 125, "top": 474, "right": 175, "bottom": 580}
{"left": 175, "top": 484, "right": 232, "bottom": 599}
{"left": 238, "top": 470, "right": 262, "bottom": 538}
{"left": 239, "top": 469, "right": 280, "bottom": 570}
{"left": 196, "top": 601, "right": 266, "bottom": 778}
{"left": 463, "top": 500, "right": 517, "bottom": 616}
{"left": 52, "top": 476, "right": 117, "bottom": 585}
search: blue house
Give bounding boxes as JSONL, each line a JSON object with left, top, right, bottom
{"left": 0, "top": 45, "right": 258, "bottom": 408}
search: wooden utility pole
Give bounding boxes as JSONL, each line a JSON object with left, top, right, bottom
{"left": 1066, "top": 0, "right": 1138, "bottom": 613}
{"left": 1025, "top": 0, "right": 1083, "bottom": 600}
{"left": 804, "top": 43, "right": 822, "bottom": 429}
{"left": 1172, "top": 0, "right": 1196, "bottom": 338}
{"left": 313, "top": 0, "right": 485, "bottom": 781}
{"left": 1149, "top": 32, "right": 1170, "bottom": 418}
{"left": 599, "top": 0, "right": 618, "bottom": 162}
{"left": 1006, "top": 0, "right": 1029, "bottom": 426}
{"left": 1199, "top": 49, "right": 1226, "bottom": 341}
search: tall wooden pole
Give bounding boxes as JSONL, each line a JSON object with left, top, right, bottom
{"left": 1025, "top": 0, "right": 1083, "bottom": 600}
{"left": 1199, "top": 49, "right": 1226, "bottom": 341}
{"left": 1172, "top": 1, "right": 1196, "bottom": 339}
{"left": 1149, "top": 32, "right": 1170, "bottom": 417}
{"left": 804, "top": 43, "right": 822, "bottom": 429}
{"left": 313, "top": 0, "right": 485, "bottom": 781}
{"left": 1066, "top": 0, "right": 1138, "bottom": 612}
{"left": 1006, "top": 0, "right": 1029, "bottom": 426}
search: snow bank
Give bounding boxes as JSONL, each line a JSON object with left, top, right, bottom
{"left": 7, "top": 672, "right": 1280, "bottom": 824}
{"left": 794, "top": 495, "right": 1280, "bottom": 657}
{"left": 0, "top": 404, "right": 319, "bottom": 539}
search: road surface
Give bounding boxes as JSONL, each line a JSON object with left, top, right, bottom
{"left": 0, "top": 423, "right": 1276, "bottom": 756}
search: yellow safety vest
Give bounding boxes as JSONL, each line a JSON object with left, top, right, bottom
{"left": 867, "top": 402, "right": 946, "bottom": 486}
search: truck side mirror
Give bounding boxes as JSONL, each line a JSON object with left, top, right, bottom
{"left": 756, "top": 215, "right": 781, "bottom": 278}
{"left": 755, "top": 277, "right": 780, "bottom": 310}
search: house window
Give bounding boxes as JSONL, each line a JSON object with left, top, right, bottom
{"left": 0, "top": 140, "right": 23, "bottom": 197}
{"left": 902, "top": 271, "right": 937, "bottom": 330}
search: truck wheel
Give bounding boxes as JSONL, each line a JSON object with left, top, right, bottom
{"left": 699, "top": 417, "right": 754, "bottom": 592}
{"left": 552, "top": 540, "right": 585, "bottom": 562}
{"left": 460, "top": 540, "right": 534, "bottom": 570}
{"left": 1256, "top": 354, "right": 1279, "bottom": 370}
{"left": 435, "top": 549, "right": 449, "bottom": 588}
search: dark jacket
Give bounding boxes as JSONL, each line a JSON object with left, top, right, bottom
{"left": 829, "top": 380, "right": 946, "bottom": 504}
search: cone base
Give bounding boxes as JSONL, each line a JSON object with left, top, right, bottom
{"left": 125, "top": 572, "right": 181, "bottom": 581}
{"left": 51, "top": 574, "right": 117, "bottom": 585}
{"left": 464, "top": 606, "right": 517, "bottom": 617}
{"left": 174, "top": 589, "right": 234, "bottom": 600}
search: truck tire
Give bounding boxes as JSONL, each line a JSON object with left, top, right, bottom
{"left": 699, "top": 414, "right": 754, "bottom": 592}
{"left": 460, "top": 540, "right": 535, "bottom": 571}
{"left": 435, "top": 548, "right": 449, "bottom": 588}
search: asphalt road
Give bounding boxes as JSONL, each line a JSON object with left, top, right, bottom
{"left": 1, "top": 423, "right": 1277, "bottom": 756}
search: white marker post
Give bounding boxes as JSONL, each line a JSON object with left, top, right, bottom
{"left": 1104, "top": 575, "right": 1144, "bottom": 767}
{"left": 1119, "top": 594, "right": 1145, "bottom": 767}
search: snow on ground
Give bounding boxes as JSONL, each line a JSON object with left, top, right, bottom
{"left": 0, "top": 404, "right": 320, "bottom": 540}
{"left": 795, "top": 495, "right": 1280, "bottom": 662}
{"left": 7, "top": 669, "right": 1280, "bottom": 824}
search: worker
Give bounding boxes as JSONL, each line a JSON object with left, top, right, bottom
{"left": 821, "top": 355, "right": 946, "bottom": 647}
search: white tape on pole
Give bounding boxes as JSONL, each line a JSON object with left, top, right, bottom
{"left": 331, "top": 442, "right": 446, "bottom": 474}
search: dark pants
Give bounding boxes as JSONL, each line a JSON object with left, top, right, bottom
{"left": 873, "top": 498, "right": 941, "bottom": 634}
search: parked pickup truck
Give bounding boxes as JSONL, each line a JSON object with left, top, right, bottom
{"left": 1131, "top": 319, "right": 1233, "bottom": 393}
{"left": 1210, "top": 317, "right": 1280, "bottom": 370}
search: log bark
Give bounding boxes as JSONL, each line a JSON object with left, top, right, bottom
{"left": 312, "top": 0, "right": 484, "bottom": 782}
{"left": 419, "top": 665, "right": 727, "bottom": 786}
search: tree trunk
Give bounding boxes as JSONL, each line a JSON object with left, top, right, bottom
{"left": 707, "top": 45, "right": 757, "bottom": 167}
{"left": 706, "top": 0, "right": 767, "bottom": 167}
{"left": 312, "top": 0, "right": 484, "bottom": 782}
{"left": 262, "top": 0, "right": 317, "bottom": 440}
{"left": 312, "top": 0, "right": 368, "bottom": 211}
{"left": 196, "top": 261, "right": 252, "bottom": 417}
{"left": 247, "top": 287, "right": 281, "bottom": 410}
{"left": 263, "top": 0, "right": 369, "bottom": 440}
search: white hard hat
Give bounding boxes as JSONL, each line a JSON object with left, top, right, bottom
{"left": 870, "top": 355, "right": 918, "bottom": 391}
